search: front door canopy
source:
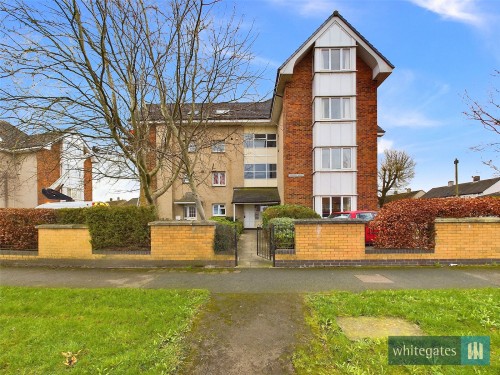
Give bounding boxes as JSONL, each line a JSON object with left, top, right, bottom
{"left": 231, "top": 187, "right": 280, "bottom": 205}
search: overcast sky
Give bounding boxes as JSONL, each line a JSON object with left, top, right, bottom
{"left": 95, "top": 0, "right": 499, "bottom": 200}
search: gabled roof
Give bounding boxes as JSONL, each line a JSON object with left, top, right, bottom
{"left": 384, "top": 190, "right": 425, "bottom": 204}
{"left": 279, "top": 10, "right": 394, "bottom": 73}
{"left": 0, "top": 121, "right": 63, "bottom": 152}
{"left": 422, "top": 177, "right": 500, "bottom": 198}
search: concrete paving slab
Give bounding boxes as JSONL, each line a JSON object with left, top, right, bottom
{"left": 336, "top": 317, "right": 424, "bottom": 340}
{"left": 355, "top": 274, "right": 394, "bottom": 283}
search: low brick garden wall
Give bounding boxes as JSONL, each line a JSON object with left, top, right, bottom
{"left": 0, "top": 221, "right": 234, "bottom": 267}
{"left": 275, "top": 217, "right": 500, "bottom": 267}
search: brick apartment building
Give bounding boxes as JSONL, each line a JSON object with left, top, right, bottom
{"left": 0, "top": 121, "right": 93, "bottom": 208}
{"left": 153, "top": 11, "right": 393, "bottom": 227}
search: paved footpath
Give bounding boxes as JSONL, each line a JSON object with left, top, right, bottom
{"left": 0, "top": 265, "right": 498, "bottom": 292}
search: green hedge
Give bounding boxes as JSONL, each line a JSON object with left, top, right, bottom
{"left": 56, "top": 206, "right": 157, "bottom": 250}
{"left": 269, "top": 217, "right": 295, "bottom": 249}
{"left": 262, "top": 204, "right": 320, "bottom": 227}
{"left": 209, "top": 216, "right": 244, "bottom": 235}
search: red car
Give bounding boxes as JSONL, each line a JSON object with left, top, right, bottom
{"left": 328, "top": 210, "right": 378, "bottom": 245}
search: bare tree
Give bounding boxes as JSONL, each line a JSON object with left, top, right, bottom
{"left": 0, "top": 0, "right": 262, "bottom": 218}
{"left": 464, "top": 70, "right": 499, "bottom": 175}
{"left": 378, "top": 149, "right": 416, "bottom": 207}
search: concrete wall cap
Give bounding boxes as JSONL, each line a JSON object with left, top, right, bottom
{"left": 435, "top": 217, "right": 500, "bottom": 223}
{"left": 294, "top": 219, "right": 365, "bottom": 225}
{"left": 36, "top": 224, "right": 88, "bottom": 229}
{"left": 148, "top": 220, "right": 216, "bottom": 227}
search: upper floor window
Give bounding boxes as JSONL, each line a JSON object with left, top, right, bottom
{"left": 321, "top": 147, "right": 353, "bottom": 170}
{"left": 321, "top": 48, "right": 350, "bottom": 70}
{"left": 244, "top": 134, "right": 276, "bottom": 148}
{"left": 322, "top": 97, "right": 351, "bottom": 119}
{"left": 212, "top": 171, "right": 226, "bottom": 186}
{"left": 244, "top": 164, "right": 277, "bottom": 179}
{"left": 211, "top": 140, "right": 225, "bottom": 153}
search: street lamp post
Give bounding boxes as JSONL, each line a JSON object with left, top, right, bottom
{"left": 454, "top": 158, "right": 459, "bottom": 197}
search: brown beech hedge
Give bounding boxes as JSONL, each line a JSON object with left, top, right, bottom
{"left": 0, "top": 209, "right": 57, "bottom": 250}
{"left": 371, "top": 197, "right": 500, "bottom": 249}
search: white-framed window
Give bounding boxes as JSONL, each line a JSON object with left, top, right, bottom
{"left": 321, "top": 48, "right": 351, "bottom": 70}
{"left": 188, "top": 142, "right": 196, "bottom": 153}
{"left": 181, "top": 174, "right": 190, "bottom": 184}
{"left": 321, "top": 196, "right": 352, "bottom": 218}
{"left": 244, "top": 164, "right": 277, "bottom": 179}
{"left": 243, "top": 133, "right": 277, "bottom": 148}
{"left": 321, "top": 147, "right": 353, "bottom": 170}
{"left": 184, "top": 205, "right": 197, "bottom": 220}
{"left": 322, "top": 97, "right": 351, "bottom": 119}
{"left": 211, "top": 140, "right": 225, "bottom": 153}
{"left": 212, "top": 204, "right": 226, "bottom": 216}
{"left": 212, "top": 171, "right": 226, "bottom": 186}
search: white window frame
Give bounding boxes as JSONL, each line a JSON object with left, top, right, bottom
{"left": 184, "top": 205, "right": 197, "bottom": 220}
{"left": 321, "top": 97, "right": 351, "bottom": 120}
{"left": 321, "top": 48, "right": 351, "bottom": 71}
{"left": 212, "top": 204, "right": 226, "bottom": 217}
{"left": 243, "top": 133, "right": 277, "bottom": 148}
{"left": 321, "top": 147, "right": 353, "bottom": 170}
{"left": 321, "top": 196, "right": 352, "bottom": 218}
{"left": 211, "top": 140, "right": 225, "bottom": 153}
{"left": 212, "top": 171, "right": 226, "bottom": 186}
{"left": 181, "top": 174, "right": 190, "bottom": 184}
{"left": 244, "top": 164, "right": 277, "bottom": 179}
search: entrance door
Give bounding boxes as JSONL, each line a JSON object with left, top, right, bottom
{"left": 243, "top": 204, "right": 255, "bottom": 228}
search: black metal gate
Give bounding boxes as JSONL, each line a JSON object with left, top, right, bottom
{"left": 256, "top": 225, "right": 274, "bottom": 264}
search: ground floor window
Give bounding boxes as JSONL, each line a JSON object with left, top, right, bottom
{"left": 184, "top": 205, "right": 197, "bottom": 220}
{"left": 321, "top": 196, "right": 352, "bottom": 217}
{"left": 212, "top": 203, "right": 226, "bottom": 216}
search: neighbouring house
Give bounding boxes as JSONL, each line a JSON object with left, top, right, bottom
{"left": 149, "top": 11, "right": 394, "bottom": 227}
{"left": 383, "top": 189, "right": 426, "bottom": 204}
{"left": 421, "top": 176, "right": 500, "bottom": 199}
{"left": 0, "top": 121, "right": 93, "bottom": 208}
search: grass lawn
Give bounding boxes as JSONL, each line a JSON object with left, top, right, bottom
{"left": 295, "top": 288, "right": 499, "bottom": 374}
{"left": 0, "top": 287, "right": 209, "bottom": 374}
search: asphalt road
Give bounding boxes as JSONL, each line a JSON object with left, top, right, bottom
{"left": 1, "top": 266, "right": 498, "bottom": 292}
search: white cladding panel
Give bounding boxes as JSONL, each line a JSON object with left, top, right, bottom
{"left": 313, "top": 123, "right": 356, "bottom": 147}
{"left": 316, "top": 23, "right": 356, "bottom": 47}
{"left": 314, "top": 97, "right": 356, "bottom": 121}
{"left": 313, "top": 172, "right": 356, "bottom": 195}
{"left": 313, "top": 73, "right": 356, "bottom": 97}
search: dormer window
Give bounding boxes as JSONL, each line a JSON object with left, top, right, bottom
{"left": 188, "top": 110, "right": 200, "bottom": 115}
{"left": 321, "top": 48, "right": 350, "bottom": 70}
{"left": 215, "top": 109, "right": 230, "bottom": 115}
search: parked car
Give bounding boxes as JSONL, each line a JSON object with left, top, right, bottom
{"left": 328, "top": 210, "right": 378, "bottom": 245}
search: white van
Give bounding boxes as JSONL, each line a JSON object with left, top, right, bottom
{"left": 35, "top": 201, "right": 108, "bottom": 209}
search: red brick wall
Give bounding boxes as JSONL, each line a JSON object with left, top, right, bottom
{"left": 356, "top": 56, "right": 378, "bottom": 210}
{"left": 83, "top": 157, "right": 92, "bottom": 201}
{"left": 282, "top": 50, "right": 313, "bottom": 207}
{"left": 37, "top": 141, "right": 61, "bottom": 205}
